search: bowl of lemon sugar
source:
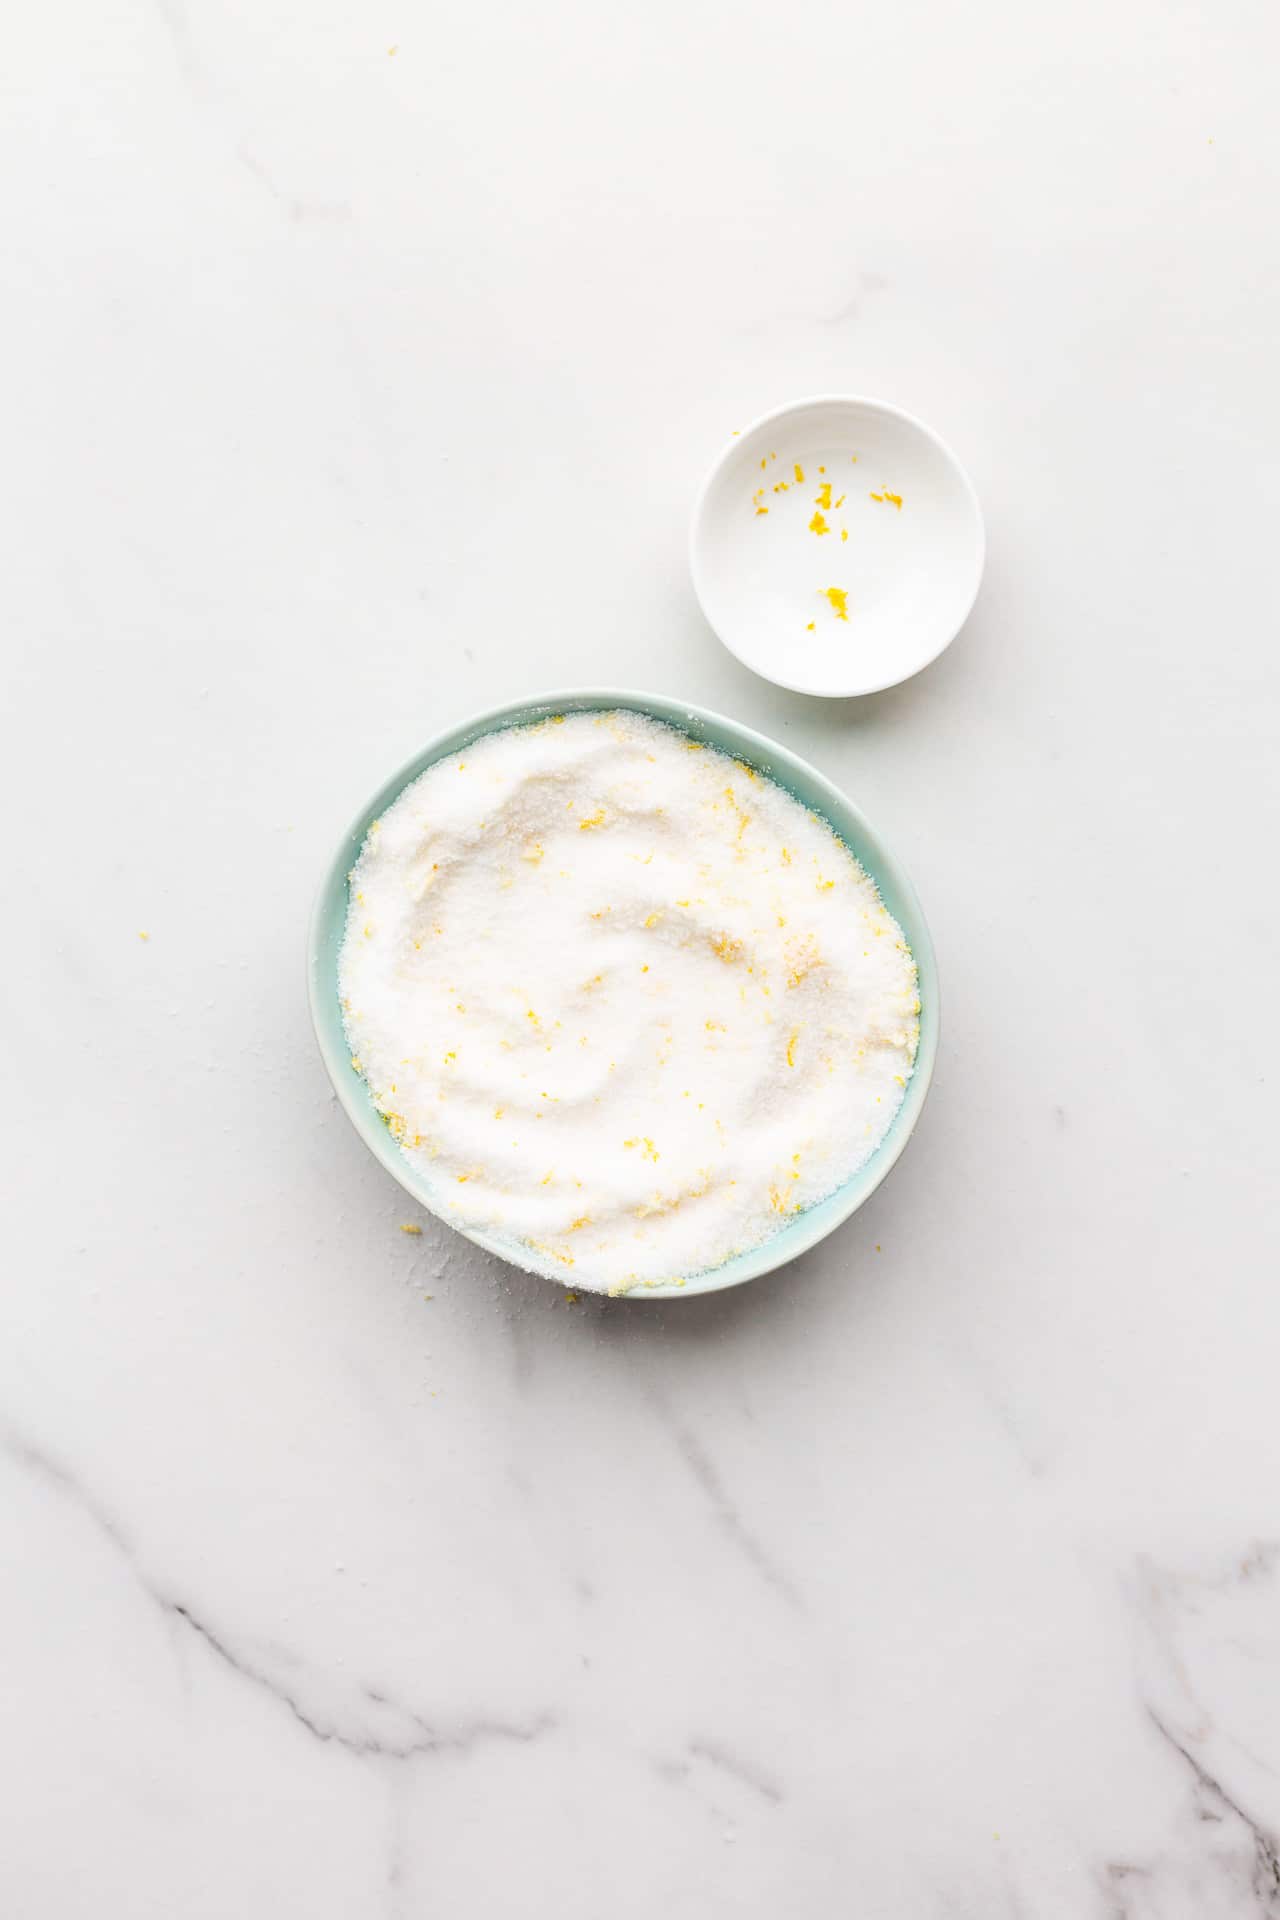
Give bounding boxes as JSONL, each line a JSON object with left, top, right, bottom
{"left": 308, "top": 690, "right": 937, "bottom": 1298}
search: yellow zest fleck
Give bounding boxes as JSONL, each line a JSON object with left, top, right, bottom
{"left": 884, "top": 490, "right": 903, "bottom": 509}
{"left": 350, "top": 1055, "right": 362, "bottom": 1072}
{"left": 794, "top": 462, "right": 805, "bottom": 483}
{"left": 786, "top": 933, "right": 822, "bottom": 987}
{"left": 780, "top": 846, "right": 792, "bottom": 865}
{"left": 786, "top": 1029, "right": 799, "bottom": 1067}
{"left": 526, "top": 1008, "right": 540, "bottom": 1027}
{"left": 809, "top": 511, "right": 830, "bottom": 536}
{"left": 493, "top": 1106, "right": 504, "bottom": 1119}
{"left": 522, "top": 840, "right": 544, "bottom": 863}
{"left": 822, "top": 586, "right": 850, "bottom": 621}
{"left": 834, "top": 493, "right": 846, "bottom": 508}
{"left": 851, "top": 454, "right": 859, "bottom": 463}
{"left": 705, "top": 1019, "right": 726, "bottom": 1032}
{"left": 818, "top": 465, "right": 826, "bottom": 474}
{"left": 137, "top": 930, "right": 150, "bottom": 941}
{"left": 568, "top": 1215, "right": 590, "bottom": 1232}
{"left": 805, "top": 621, "right": 815, "bottom": 630}
{"left": 539, "top": 1169, "right": 554, "bottom": 1185}
{"left": 684, "top": 741, "right": 704, "bottom": 752}
{"left": 710, "top": 931, "right": 743, "bottom": 964}
{"left": 760, "top": 457, "right": 767, "bottom": 470}
{"left": 756, "top": 505, "right": 769, "bottom": 516}
{"left": 534, "top": 1243, "right": 575, "bottom": 1268}
{"left": 399, "top": 1223, "right": 422, "bottom": 1236}
{"left": 578, "top": 807, "right": 606, "bottom": 831}
{"left": 564, "top": 1290, "right": 579, "bottom": 1304}
{"left": 817, "top": 878, "right": 835, "bottom": 892}
{"left": 841, "top": 528, "right": 848, "bottom": 542}
{"left": 815, "top": 481, "right": 833, "bottom": 510}
{"left": 363, "top": 924, "right": 373, "bottom": 938}
{"left": 457, "top": 762, "right": 466, "bottom": 771}
{"left": 642, "top": 911, "right": 662, "bottom": 929}
{"left": 387, "top": 44, "right": 398, "bottom": 55}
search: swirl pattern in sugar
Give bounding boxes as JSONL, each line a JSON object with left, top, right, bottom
{"left": 339, "top": 710, "right": 919, "bottom": 1291}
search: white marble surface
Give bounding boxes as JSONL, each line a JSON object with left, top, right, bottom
{"left": 4, "top": 2, "right": 1280, "bottom": 1913}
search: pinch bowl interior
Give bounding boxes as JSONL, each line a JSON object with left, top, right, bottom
{"left": 690, "top": 396, "right": 984, "bottom": 696}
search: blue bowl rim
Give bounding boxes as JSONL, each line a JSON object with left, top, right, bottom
{"left": 307, "top": 687, "right": 938, "bottom": 1300}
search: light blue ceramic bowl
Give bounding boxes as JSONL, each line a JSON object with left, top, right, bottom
{"left": 307, "top": 689, "right": 938, "bottom": 1299}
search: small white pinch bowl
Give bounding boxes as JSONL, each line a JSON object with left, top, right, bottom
{"left": 690, "top": 396, "right": 984, "bottom": 698}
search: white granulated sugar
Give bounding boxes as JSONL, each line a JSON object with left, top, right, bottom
{"left": 339, "top": 710, "right": 919, "bottom": 1293}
